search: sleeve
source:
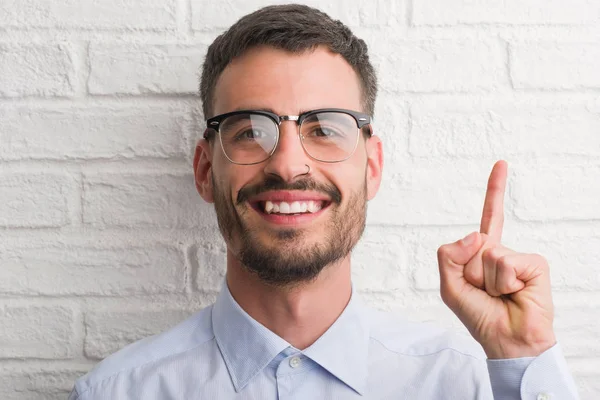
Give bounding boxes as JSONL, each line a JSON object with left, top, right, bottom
{"left": 486, "top": 343, "right": 580, "bottom": 400}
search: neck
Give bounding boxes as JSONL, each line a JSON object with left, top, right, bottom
{"left": 226, "top": 250, "right": 352, "bottom": 350}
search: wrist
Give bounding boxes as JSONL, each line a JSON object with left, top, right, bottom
{"left": 484, "top": 337, "right": 557, "bottom": 359}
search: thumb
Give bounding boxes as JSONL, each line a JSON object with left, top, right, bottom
{"left": 437, "top": 232, "right": 482, "bottom": 267}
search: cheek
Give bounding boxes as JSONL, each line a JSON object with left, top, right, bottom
{"left": 326, "top": 162, "right": 367, "bottom": 201}
{"left": 219, "top": 165, "right": 262, "bottom": 202}
{"left": 341, "top": 151, "right": 368, "bottom": 183}
{"left": 211, "top": 163, "right": 234, "bottom": 202}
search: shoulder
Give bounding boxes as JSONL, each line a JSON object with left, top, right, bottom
{"left": 71, "top": 305, "right": 215, "bottom": 399}
{"left": 365, "top": 306, "right": 486, "bottom": 361}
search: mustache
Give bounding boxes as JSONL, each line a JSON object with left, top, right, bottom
{"left": 237, "top": 176, "right": 342, "bottom": 205}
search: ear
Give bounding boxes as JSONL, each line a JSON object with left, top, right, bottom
{"left": 193, "top": 133, "right": 215, "bottom": 203}
{"left": 365, "top": 129, "right": 383, "bottom": 201}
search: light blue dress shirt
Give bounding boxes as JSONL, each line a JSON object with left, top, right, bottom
{"left": 69, "top": 282, "right": 579, "bottom": 399}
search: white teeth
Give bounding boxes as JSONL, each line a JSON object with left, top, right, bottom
{"left": 263, "top": 200, "right": 324, "bottom": 214}
{"left": 279, "top": 202, "right": 290, "bottom": 213}
{"left": 308, "top": 201, "right": 323, "bottom": 213}
{"left": 265, "top": 201, "right": 274, "bottom": 213}
{"left": 290, "top": 201, "right": 302, "bottom": 213}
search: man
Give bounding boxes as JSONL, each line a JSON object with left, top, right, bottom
{"left": 69, "top": 4, "right": 579, "bottom": 399}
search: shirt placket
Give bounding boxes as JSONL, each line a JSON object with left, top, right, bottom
{"left": 275, "top": 352, "right": 311, "bottom": 400}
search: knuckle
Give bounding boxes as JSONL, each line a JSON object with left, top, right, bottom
{"left": 437, "top": 245, "right": 449, "bottom": 260}
{"left": 481, "top": 247, "right": 496, "bottom": 262}
{"left": 496, "top": 255, "right": 510, "bottom": 270}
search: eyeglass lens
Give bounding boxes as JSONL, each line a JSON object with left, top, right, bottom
{"left": 218, "top": 112, "right": 359, "bottom": 164}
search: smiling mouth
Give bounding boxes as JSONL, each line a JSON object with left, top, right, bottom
{"left": 251, "top": 200, "right": 331, "bottom": 216}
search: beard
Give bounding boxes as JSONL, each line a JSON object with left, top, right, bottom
{"left": 211, "top": 173, "right": 367, "bottom": 287}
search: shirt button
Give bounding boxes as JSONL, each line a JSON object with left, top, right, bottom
{"left": 289, "top": 356, "right": 301, "bottom": 368}
{"left": 537, "top": 393, "right": 551, "bottom": 400}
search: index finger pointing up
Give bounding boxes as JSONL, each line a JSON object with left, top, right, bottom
{"left": 480, "top": 160, "right": 508, "bottom": 242}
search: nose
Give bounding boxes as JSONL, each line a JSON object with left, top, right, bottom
{"left": 263, "top": 120, "right": 312, "bottom": 182}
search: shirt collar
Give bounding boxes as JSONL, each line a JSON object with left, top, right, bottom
{"left": 302, "top": 291, "right": 370, "bottom": 395}
{"left": 212, "top": 282, "right": 289, "bottom": 392}
{"left": 212, "top": 281, "right": 370, "bottom": 395}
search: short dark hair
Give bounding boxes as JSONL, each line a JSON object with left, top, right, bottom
{"left": 199, "top": 4, "right": 377, "bottom": 120}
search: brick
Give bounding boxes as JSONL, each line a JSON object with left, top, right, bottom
{"left": 511, "top": 42, "right": 600, "bottom": 90}
{"left": 191, "top": 0, "right": 359, "bottom": 30}
{"left": 413, "top": 0, "right": 600, "bottom": 25}
{"left": 0, "top": 243, "right": 185, "bottom": 296}
{"left": 368, "top": 160, "right": 490, "bottom": 226}
{"left": 409, "top": 100, "right": 600, "bottom": 158}
{"left": 84, "top": 310, "right": 191, "bottom": 359}
{"left": 372, "top": 94, "right": 410, "bottom": 166}
{"left": 0, "top": 0, "right": 176, "bottom": 30}
{"left": 0, "top": 106, "right": 189, "bottom": 160}
{"left": 83, "top": 173, "right": 216, "bottom": 228}
{"left": 555, "top": 307, "right": 600, "bottom": 357}
{"left": 88, "top": 44, "right": 206, "bottom": 95}
{"left": 352, "top": 227, "right": 411, "bottom": 292}
{"left": 0, "top": 369, "right": 85, "bottom": 400}
{"left": 0, "top": 306, "right": 74, "bottom": 359}
{"left": 372, "top": 38, "right": 505, "bottom": 93}
{"left": 359, "top": 0, "right": 403, "bottom": 26}
{"left": 513, "top": 164, "right": 600, "bottom": 221}
{"left": 195, "top": 242, "right": 227, "bottom": 292}
{"left": 0, "top": 173, "right": 72, "bottom": 228}
{"left": 0, "top": 43, "right": 74, "bottom": 98}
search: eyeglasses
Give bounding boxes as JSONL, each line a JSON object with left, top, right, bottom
{"left": 204, "top": 108, "right": 372, "bottom": 165}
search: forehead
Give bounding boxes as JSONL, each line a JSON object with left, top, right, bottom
{"left": 213, "top": 45, "right": 362, "bottom": 116}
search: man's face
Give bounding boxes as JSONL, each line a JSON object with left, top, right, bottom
{"left": 199, "top": 45, "right": 382, "bottom": 286}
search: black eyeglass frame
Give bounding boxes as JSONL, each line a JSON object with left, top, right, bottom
{"left": 203, "top": 108, "right": 372, "bottom": 165}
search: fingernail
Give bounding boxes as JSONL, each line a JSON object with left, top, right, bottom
{"left": 462, "top": 232, "right": 477, "bottom": 246}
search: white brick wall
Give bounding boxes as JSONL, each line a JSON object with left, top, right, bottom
{"left": 0, "top": 43, "right": 75, "bottom": 97}
{"left": 1, "top": 0, "right": 599, "bottom": 398}
{"left": 0, "top": 105, "right": 192, "bottom": 159}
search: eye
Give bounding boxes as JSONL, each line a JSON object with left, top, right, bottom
{"left": 306, "top": 124, "right": 346, "bottom": 139}
{"left": 314, "top": 127, "right": 339, "bottom": 137}
{"left": 235, "top": 128, "right": 269, "bottom": 141}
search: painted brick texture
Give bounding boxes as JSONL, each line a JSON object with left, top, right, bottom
{"left": 1, "top": 0, "right": 599, "bottom": 398}
{"left": 0, "top": 173, "right": 75, "bottom": 228}
{"left": 88, "top": 44, "right": 206, "bottom": 95}
{"left": 0, "top": 0, "right": 178, "bottom": 29}
{"left": 0, "top": 43, "right": 75, "bottom": 98}
{"left": 0, "top": 105, "right": 191, "bottom": 160}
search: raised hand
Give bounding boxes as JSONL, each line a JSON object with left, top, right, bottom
{"left": 437, "top": 160, "right": 556, "bottom": 359}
